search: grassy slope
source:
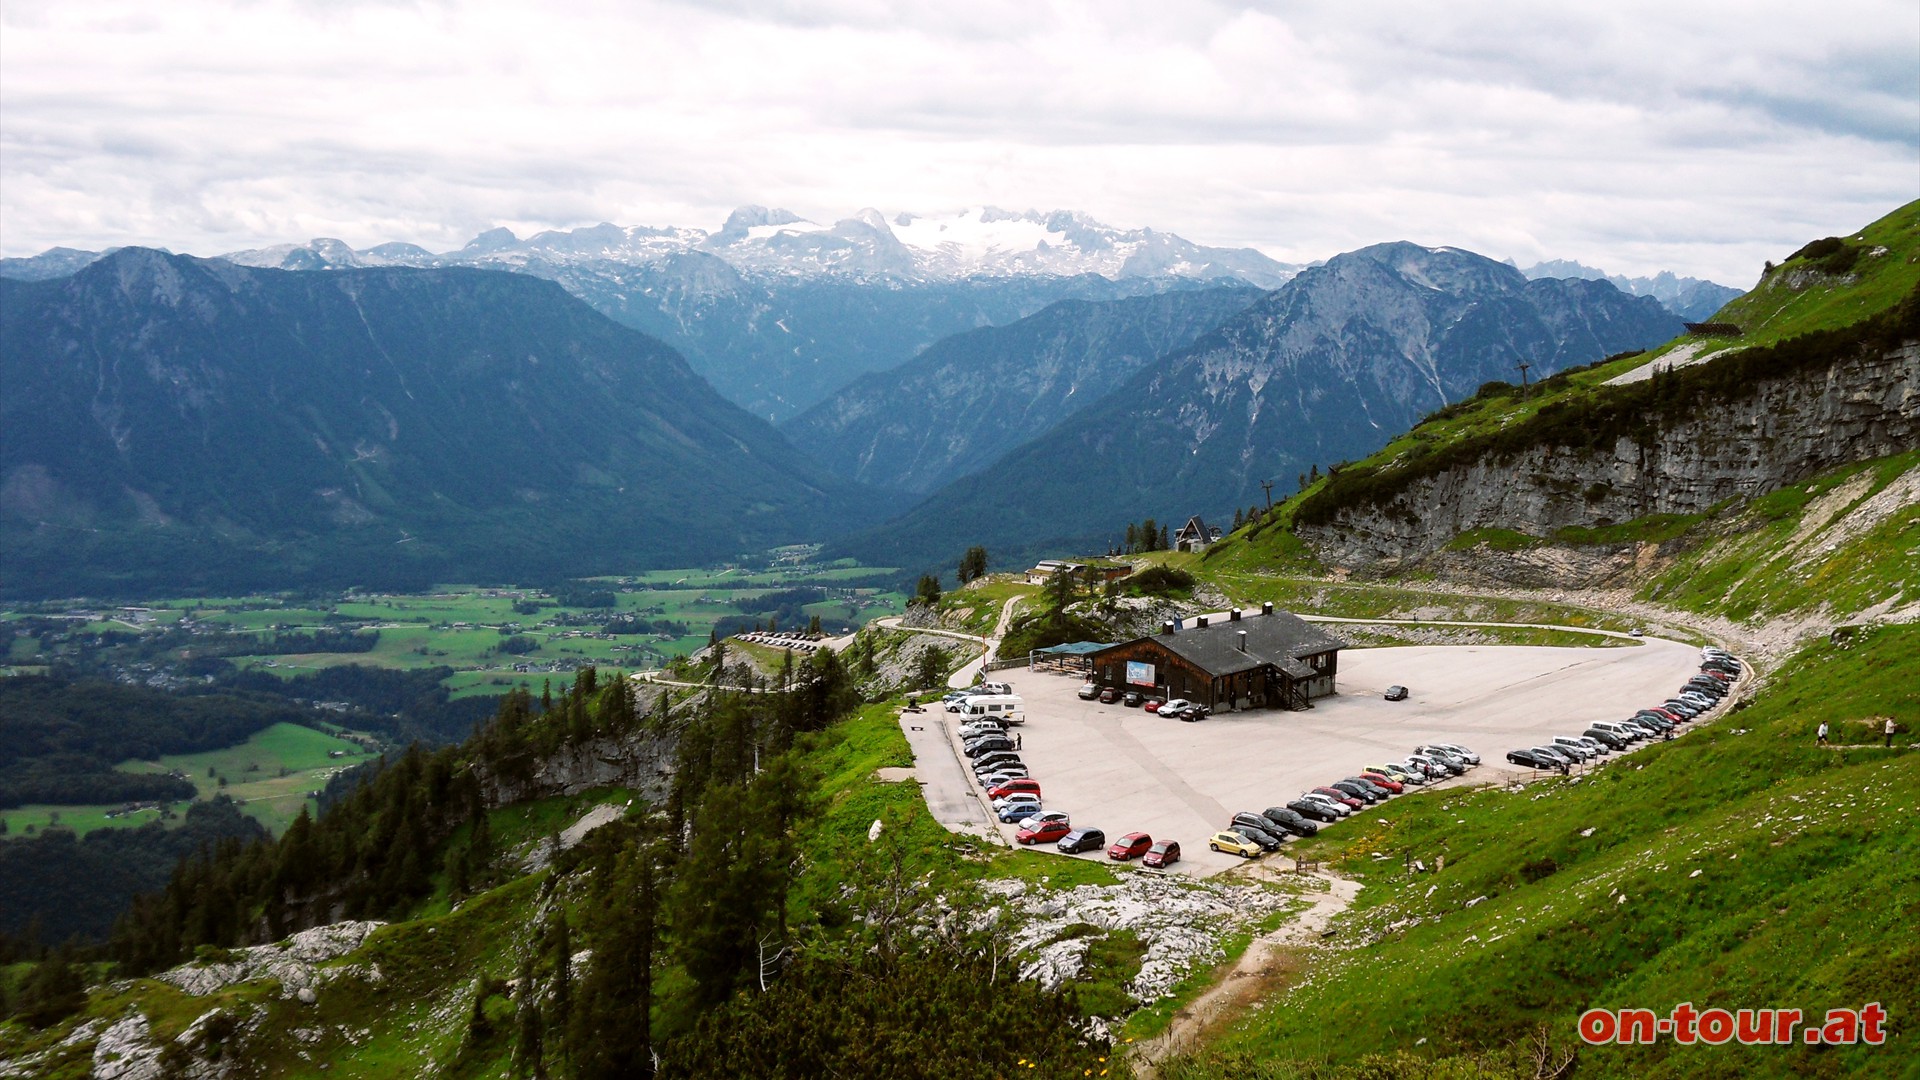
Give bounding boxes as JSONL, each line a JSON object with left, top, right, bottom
{"left": 1184, "top": 626, "right": 1919, "bottom": 1078}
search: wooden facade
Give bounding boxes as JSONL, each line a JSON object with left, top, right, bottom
{"left": 1087, "top": 606, "right": 1342, "bottom": 712}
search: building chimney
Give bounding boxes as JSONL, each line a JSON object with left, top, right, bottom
{"left": 1262, "top": 601, "right": 1274, "bottom": 616}
{"left": 1196, "top": 616, "right": 1209, "bottom": 629}
{"left": 1162, "top": 620, "right": 1175, "bottom": 635}
{"left": 1230, "top": 608, "right": 1242, "bottom": 621}
{"left": 1237, "top": 630, "right": 1248, "bottom": 651}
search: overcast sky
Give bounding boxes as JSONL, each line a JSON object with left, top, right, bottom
{"left": 2, "top": 0, "right": 1915, "bottom": 283}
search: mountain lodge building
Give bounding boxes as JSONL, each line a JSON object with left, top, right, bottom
{"left": 1087, "top": 603, "right": 1343, "bottom": 711}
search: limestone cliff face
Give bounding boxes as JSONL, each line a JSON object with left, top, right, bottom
{"left": 1298, "top": 342, "right": 1920, "bottom": 574}
{"left": 472, "top": 730, "right": 677, "bottom": 808}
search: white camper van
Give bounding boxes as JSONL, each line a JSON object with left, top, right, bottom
{"left": 958, "top": 694, "right": 1025, "bottom": 725}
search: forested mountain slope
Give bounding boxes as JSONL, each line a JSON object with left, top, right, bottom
{"left": 0, "top": 250, "right": 882, "bottom": 598}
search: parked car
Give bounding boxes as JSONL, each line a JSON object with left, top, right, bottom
{"left": 957, "top": 720, "right": 1005, "bottom": 738}
{"left": 1299, "top": 792, "right": 1353, "bottom": 817}
{"left": 1312, "top": 787, "right": 1364, "bottom": 811}
{"left": 1548, "top": 738, "right": 1594, "bottom": 761}
{"left": 1231, "top": 811, "right": 1280, "bottom": 834}
{"left": 1143, "top": 698, "right": 1166, "bottom": 713}
{"left": 1209, "top": 831, "right": 1261, "bottom": 858}
{"left": 1366, "top": 763, "right": 1424, "bottom": 785}
{"left": 972, "top": 752, "right": 1023, "bottom": 772}
{"left": 1582, "top": 728, "right": 1627, "bottom": 750}
{"left": 978, "top": 771, "right": 1028, "bottom": 789}
{"left": 1017, "top": 819, "right": 1072, "bottom": 845}
{"left": 1143, "top": 840, "right": 1182, "bottom": 868}
{"left": 1175, "top": 704, "right": 1210, "bottom": 722}
{"left": 1098, "top": 688, "right": 1119, "bottom": 704}
{"left": 1532, "top": 745, "right": 1578, "bottom": 767}
{"left": 1425, "top": 742, "right": 1480, "bottom": 765}
{"left": 1260, "top": 807, "right": 1317, "bottom": 836}
{"left": 1123, "top": 690, "right": 1145, "bottom": 707}
{"left": 1384, "top": 685, "right": 1409, "bottom": 701}
{"left": 963, "top": 737, "right": 1013, "bottom": 758}
{"left": 977, "top": 681, "right": 1013, "bottom": 695}
{"left": 997, "top": 800, "right": 1043, "bottom": 823}
{"left": 1017, "top": 809, "right": 1069, "bottom": 830}
{"left": 1159, "top": 698, "right": 1193, "bottom": 716}
{"left": 1344, "top": 777, "right": 1394, "bottom": 799}
{"left": 1077, "top": 683, "right": 1099, "bottom": 700}
{"left": 988, "top": 779, "right": 1042, "bottom": 801}
{"left": 1410, "top": 752, "right": 1465, "bottom": 776}
{"left": 1329, "top": 780, "right": 1381, "bottom": 804}
{"left": 1506, "top": 748, "right": 1559, "bottom": 769}
{"left": 1057, "top": 828, "right": 1107, "bottom": 854}
{"left": 1108, "top": 832, "right": 1153, "bottom": 860}
{"left": 1358, "top": 771, "right": 1406, "bottom": 794}
{"left": 1287, "top": 798, "right": 1341, "bottom": 823}
{"left": 1235, "top": 824, "right": 1285, "bottom": 851}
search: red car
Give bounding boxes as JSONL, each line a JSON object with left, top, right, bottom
{"left": 1142, "top": 840, "right": 1181, "bottom": 868}
{"left": 1098, "top": 687, "right": 1119, "bottom": 704}
{"left": 1143, "top": 698, "right": 1165, "bottom": 713}
{"left": 1108, "top": 831, "right": 1153, "bottom": 860}
{"left": 988, "top": 779, "right": 1042, "bottom": 801}
{"left": 1358, "top": 771, "right": 1405, "bottom": 793}
{"left": 1017, "top": 820, "right": 1072, "bottom": 845}
{"left": 1313, "top": 786, "right": 1363, "bottom": 810}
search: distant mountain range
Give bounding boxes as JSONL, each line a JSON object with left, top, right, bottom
{"left": 2, "top": 208, "right": 1290, "bottom": 424}
{"left": 0, "top": 249, "right": 880, "bottom": 598}
{"left": 841, "top": 243, "right": 1688, "bottom": 570}
{"left": 1518, "top": 259, "right": 1744, "bottom": 322}
{"left": 780, "top": 286, "right": 1264, "bottom": 494}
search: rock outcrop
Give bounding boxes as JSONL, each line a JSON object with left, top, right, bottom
{"left": 1299, "top": 342, "right": 1920, "bottom": 577}
{"left": 472, "top": 730, "right": 676, "bottom": 808}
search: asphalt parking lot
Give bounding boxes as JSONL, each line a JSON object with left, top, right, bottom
{"left": 929, "top": 636, "right": 1708, "bottom": 876}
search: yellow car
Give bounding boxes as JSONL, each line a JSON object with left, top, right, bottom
{"left": 1208, "top": 831, "right": 1261, "bottom": 858}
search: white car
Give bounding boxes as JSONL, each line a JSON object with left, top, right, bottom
{"left": 1298, "top": 792, "right": 1352, "bottom": 817}
{"left": 993, "top": 793, "right": 1042, "bottom": 812}
{"left": 1017, "top": 810, "right": 1070, "bottom": 831}
{"left": 1158, "top": 698, "right": 1193, "bottom": 715}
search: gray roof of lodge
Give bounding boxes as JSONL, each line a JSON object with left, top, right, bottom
{"left": 1098, "top": 610, "right": 1344, "bottom": 678}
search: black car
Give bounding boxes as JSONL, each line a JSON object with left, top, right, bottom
{"left": 1176, "top": 704, "right": 1210, "bottom": 722}
{"left": 1661, "top": 700, "right": 1702, "bottom": 719}
{"left": 963, "top": 738, "right": 1013, "bottom": 758}
{"left": 1233, "top": 824, "right": 1284, "bottom": 851}
{"left": 971, "top": 753, "right": 1022, "bottom": 774}
{"left": 1231, "top": 811, "right": 1280, "bottom": 834}
{"left": 1330, "top": 780, "right": 1381, "bottom": 804}
{"left": 1507, "top": 748, "right": 1560, "bottom": 769}
{"left": 1262, "top": 807, "right": 1318, "bottom": 837}
{"left": 1344, "top": 777, "right": 1394, "bottom": 800}
{"left": 1384, "top": 685, "right": 1409, "bottom": 701}
{"left": 1122, "top": 690, "right": 1145, "bottom": 707}
{"left": 1286, "top": 798, "right": 1341, "bottom": 823}
{"left": 1057, "top": 828, "right": 1106, "bottom": 855}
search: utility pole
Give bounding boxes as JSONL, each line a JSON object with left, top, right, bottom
{"left": 1516, "top": 359, "right": 1533, "bottom": 389}
{"left": 1261, "top": 480, "right": 1274, "bottom": 511}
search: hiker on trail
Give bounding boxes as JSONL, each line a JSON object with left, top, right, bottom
{"left": 1888, "top": 718, "right": 1898, "bottom": 748}
{"left": 1817, "top": 721, "right": 1829, "bottom": 746}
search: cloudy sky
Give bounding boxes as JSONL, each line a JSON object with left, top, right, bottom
{"left": 2, "top": 0, "right": 1914, "bottom": 282}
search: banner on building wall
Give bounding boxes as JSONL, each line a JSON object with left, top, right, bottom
{"left": 1126, "top": 661, "right": 1156, "bottom": 687}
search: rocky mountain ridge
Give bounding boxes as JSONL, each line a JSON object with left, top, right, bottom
{"left": 846, "top": 242, "right": 1687, "bottom": 571}
{"left": 1296, "top": 338, "right": 1919, "bottom": 578}
{"left": 782, "top": 286, "right": 1264, "bottom": 493}
{"left": 1519, "top": 258, "right": 1745, "bottom": 321}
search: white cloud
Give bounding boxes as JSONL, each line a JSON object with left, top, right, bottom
{"left": 1, "top": 0, "right": 1913, "bottom": 281}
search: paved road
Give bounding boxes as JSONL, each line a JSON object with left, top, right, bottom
{"left": 931, "top": 632, "right": 1717, "bottom": 877}
{"left": 896, "top": 706, "right": 999, "bottom": 840}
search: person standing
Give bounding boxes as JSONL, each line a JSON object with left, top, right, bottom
{"left": 1887, "top": 717, "right": 1898, "bottom": 748}
{"left": 1817, "top": 721, "right": 1829, "bottom": 746}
